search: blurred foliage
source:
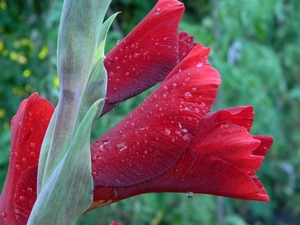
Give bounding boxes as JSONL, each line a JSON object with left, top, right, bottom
{"left": 1, "top": 0, "right": 300, "bottom": 224}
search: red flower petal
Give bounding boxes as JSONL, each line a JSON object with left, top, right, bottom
{"left": 102, "top": 0, "right": 185, "bottom": 115}
{"left": 0, "top": 93, "right": 54, "bottom": 224}
{"left": 109, "top": 221, "right": 122, "bottom": 225}
{"left": 178, "top": 31, "right": 198, "bottom": 61}
{"left": 94, "top": 107, "right": 272, "bottom": 204}
{"left": 91, "top": 44, "right": 221, "bottom": 207}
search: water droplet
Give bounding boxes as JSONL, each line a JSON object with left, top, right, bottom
{"left": 1, "top": 212, "right": 7, "bottom": 219}
{"left": 164, "top": 37, "right": 168, "bottom": 41}
{"left": 163, "top": 86, "right": 168, "bottom": 90}
{"left": 30, "top": 142, "right": 36, "bottom": 148}
{"left": 182, "top": 129, "right": 188, "bottom": 133}
{"left": 196, "top": 62, "right": 203, "bottom": 67}
{"left": 92, "top": 154, "right": 97, "bottom": 162}
{"left": 125, "top": 72, "right": 130, "bottom": 76}
{"left": 22, "top": 158, "right": 27, "bottom": 163}
{"left": 221, "top": 124, "right": 229, "bottom": 129}
{"left": 26, "top": 187, "right": 33, "bottom": 193}
{"left": 92, "top": 171, "right": 98, "bottom": 178}
{"left": 186, "top": 192, "right": 193, "bottom": 198}
{"left": 116, "top": 142, "right": 127, "bottom": 152}
{"left": 184, "top": 92, "right": 193, "bottom": 99}
{"left": 191, "top": 87, "right": 197, "bottom": 91}
{"left": 19, "top": 196, "right": 25, "bottom": 201}
{"left": 200, "top": 102, "right": 207, "bottom": 108}
{"left": 173, "top": 83, "right": 177, "bottom": 87}
{"left": 133, "top": 53, "right": 139, "bottom": 58}
{"left": 183, "top": 134, "right": 189, "bottom": 141}
{"left": 15, "top": 164, "right": 21, "bottom": 170}
{"left": 114, "top": 56, "right": 118, "bottom": 61}
{"left": 164, "top": 129, "right": 171, "bottom": 136}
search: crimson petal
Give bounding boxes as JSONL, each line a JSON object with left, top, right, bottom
{"left": 91, "top": 44, "right": 220, "bottom": 207}
{"left": 178, "top": 31, "right": 198, "bottom": 61}
{"left": 106, "top": 106, "right": 273, "bottom": 203}
{"left": 102, "top": 0, "right": 185, "bottom": 115}
{"left": 0, "top": 93, "right": 54, "bottom": 224}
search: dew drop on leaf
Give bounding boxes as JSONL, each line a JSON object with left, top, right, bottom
{"left": 186, "top": 192, "right": 193, "bottom": 198}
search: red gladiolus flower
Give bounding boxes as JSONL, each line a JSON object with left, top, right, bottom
{"left": 89, "top": 44, "right": 273, "bottom": 209}
{"left": 0, "top": 0, "right": 273, "bottom": 224}
{"left": 0, "top": 93, "right": 54, "bottom": 224}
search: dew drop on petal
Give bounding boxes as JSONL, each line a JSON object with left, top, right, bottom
{"left": 186, "top": 192, "right": 193, "bottom": 198}
{"left": 183, "top": 134, "right": 190, "bottom": 141}
{"left": 116, "top": 142, "right": 127, "bottom": 152}
{"left": 92, "top": 154, "right": 97, "bottom": 162}
{"left": 19, "top": 196, "right": 25, "bottom": 201}
{"left": 30, "top": 142, "right": 36, "bottom": 148}
{"left": 196, "top": 62, "right": 203, "bottom": 67}
{"left": 184, "top": 92, "right": 193, "bottom": 99}
{"left": 21, "top": 158, "right": 27, "bottom": 163}
{"left": 200, "top": 102, "right": 207, "bottom": 108}
{"left": 164, "top": 129, "right": 171, "bottom": 136}
{"left": 26, "top": 187, "right": 33, "bottom": 193}
{"left": 92, "top": 171, "right": 98, "bottom": 178}
{"left": 221, "top": 124, "right": 229, "bottom": 129}
{"left": 1, "top": 213, "right": 7, "bottom": 220}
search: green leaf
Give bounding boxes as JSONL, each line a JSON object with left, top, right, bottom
{"left": 38, "top": 0, "right": 112, "bottom": 193}
{"left": 77, "top": 58, "right": 107, "bottom": 124}
{"left": 77, "top": 13, "right": 118, "bottom": 123}
{"left": 94, "top": 12, "right": 119, "bottom": 63}
{"left": 37, "top": 107, "right": 58, "bottom": 193}
{"left": 27, "top": 100, "right": 103, "bottom": 225}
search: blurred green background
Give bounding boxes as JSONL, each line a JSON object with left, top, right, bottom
{"left": 0, "top": 0, "right": 299, "bottom": 224}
